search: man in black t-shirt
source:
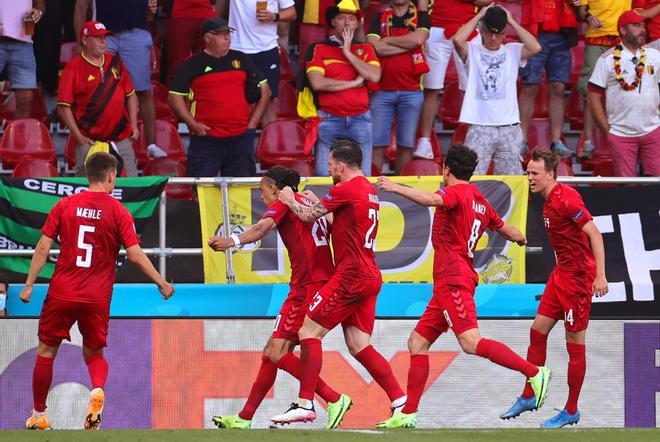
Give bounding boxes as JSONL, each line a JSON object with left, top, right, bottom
{"left": 168, "top": 18, "right": 271, "bottom": 177}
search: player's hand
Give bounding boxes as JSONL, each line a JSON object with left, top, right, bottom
{"left": 376, "top": 176, "right": 397, "bottom": 192}
{"left": 19, "top": 285, "right": 33, "bottom": 303}
{"left": 300, "top": 189, "right": 319, "bottom": 203}
{"left": 159, "top": 282, "right": 174, "bottom": 300}
{"left": 592, "top": 275, "right": 608, "bottom": 297}
{"left": 189, "top": 120, "right": 210, "bottom": 136}
{"left": 208, "top": 235, "right": 235, "bottom": 252}
{"left": 279, "top": 186, "right": 295, "bottom": 205}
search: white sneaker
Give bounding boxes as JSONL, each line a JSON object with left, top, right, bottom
{"left": 270, "top": 402, "right": 317, "bottom": 425}
{"left": 147, "top": 144, "right": 167, "bottom": 158}
{"left": 578, "top": 140, "right": 595, "bottom": 160}
{"left": 413, "top": 137, "right": 434, "bottom": 159}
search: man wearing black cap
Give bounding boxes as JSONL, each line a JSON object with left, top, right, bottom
{"left": 168, "top": 17, "right": 271, "bottom": 177}
{"left": 453, "top": 4, "right": 541, "bottom": 176}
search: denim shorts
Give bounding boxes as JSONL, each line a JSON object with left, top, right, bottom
{"left": 0, "top": 39, "right": 37, "bottom": 89}
{"left": 315, "top": 110, "right": 372, "bottom": 176}
{"left": 107, "top": 28, "right": 153, "bottom": 92}
{"left": 520, "top": 32, "right": 572, "bottom": 84}
{"left": 370, "top": 90, "right": 424, "bottom": 148}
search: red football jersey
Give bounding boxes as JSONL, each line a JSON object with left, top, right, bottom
{"left": 42, "top": 191, "right": 140, "bottom": 304}
{"left": 261, "top": 194, "right": 335, "bottom": 288}
{"left": 432, "top": 184, "right": 504, "bottom": 285}
{"left": 543, "top": 183, "right": 596, "bottom": 273}
{"left": 320, "top": 176, "right": 381, "bottom": 279}
{"left": 429, "top": 0, "right": 478, "bottom": 35}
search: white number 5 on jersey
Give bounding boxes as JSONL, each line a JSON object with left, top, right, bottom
{"left": 76, "top": 225, "right": 95, "bottom": 268}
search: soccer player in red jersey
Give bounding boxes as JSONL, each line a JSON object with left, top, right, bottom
{"left": 501, "top": 148, "right": 608, "bottom": 428}
{"left": 19, "top": 152, "right": 174, "bottom": 430}
{"left": 375, "top": 143, "right": 551, "bottom": 429}
{"left": 270, "top": 140, "right": 407, "bottom": 425}
{"left": 208, "top": 166, "right": 351, "bottom": 430}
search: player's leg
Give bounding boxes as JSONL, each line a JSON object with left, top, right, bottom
{"left": 26, "top": 342, "right": 59, "bottom": 430}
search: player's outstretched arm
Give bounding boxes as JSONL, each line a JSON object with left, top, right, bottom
{"left": 19, "top": 235, "right": 54, "bottom": 303}
{"left": 126, "top": 245, "right": 174, "bottom": 300}
{"left": 497, "top": 223, "right": 527, "bottom": 246}
{"left": 279, "top": 186, "right": 329, "bottom": 223}
{"left": 582, "top": 221, "right": 608, "bottom": 297}
{"left": 208, "top": 218, "right": 277, "bottom": 252}
{"left": 376, "top": 176, "right": 444, "bottom": 207}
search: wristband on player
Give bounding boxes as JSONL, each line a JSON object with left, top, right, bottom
{"left": 230, "top": 234, "right": 241, "bottom": 247}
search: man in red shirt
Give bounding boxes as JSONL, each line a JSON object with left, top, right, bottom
{"left": 270, "top": 140, "right": 406, "bottom": 425}
{"left": 304, "top": 0, "right": 381, "bottom": 176}
{"left": 208, "top": 166, "right": 351, "bottom": 430}
{"left": 169, "top": 17, "right": 271, "bottom": 178}
{"left": 20, "top": 152, "right": 174, "bottom": 431}
{"left": 501, "top": 148, "right": 608, "bottom": 428}
{"left": 58, "top": 21, "right": 141, "bottom": 177}
{"left": 375, "top": 143, "right": 550, "bottom": 429}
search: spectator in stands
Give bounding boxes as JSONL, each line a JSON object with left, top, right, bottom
{"left": 587, "top": 10, "right": 660, "bottom": 176}
{"left": 163, "top": 0, "right": 217, "bottom": 86}
{"left": 367, "top": 0, "right": 430, "bottom": 174}
{"left": 633, "top": 0, "right": 660, "bottom": 50}
{"left": 33, "top": 0, "right": 75, "bottom": 95}
{"left": 74, "top": 0, "right": 167, "bottom": 161}
{"left": 513, "top": 0, "right": 578, "bottom": 158}
{"left": 0, "top": 274, "right": 7, "bottom": 317}
{"left": 453, "top": 5, "right": 541, "bottom": 175}
{"left": 415, "top": 0, "right": 494, "bottom": 160}
{"left": 0, "top": 1, "right": 44, "bottom": 118}
{"left": 57, "top": 21, "right": 140, "bottom": 176}
{"left": 575, "top": 0, "right": 659, "bottom": 160}
{"left": 168, "top": 18, "right": 271, "bottom": 177}
{"left": 303, "top": 0, "right": 380, "bottom": 176}
{"left": 219, "top": 0, "right": 296, "bottom": 125}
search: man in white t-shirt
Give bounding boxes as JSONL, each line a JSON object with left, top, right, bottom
{"left": 587, "top": 10, "right": 660, "bottom": 177}
{"left": 453, "top": 4, "right": 541, "bottom": 175}
{"left": 221, "top": 0, "right": 296, "bottom": 124}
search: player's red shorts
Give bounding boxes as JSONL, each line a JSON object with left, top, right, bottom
{"left": 538, "top": 268, "right": 594, "bottom": 332}
{"left": 308, "top": 274, "right": 382, "bottom": 335}
{"left": 38, "top": 296, "right": 110, "bottom": 350}
{"left": 414, "top": 280, "right": 478, "bottom": 343}
{"left": 272, "top": 282, "right": 325, "bottom": 342}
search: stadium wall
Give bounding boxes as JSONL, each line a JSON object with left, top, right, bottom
{"left": 1, "top": 319, "right": 657, "bottom": 430}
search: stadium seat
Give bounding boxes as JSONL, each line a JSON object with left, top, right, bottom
{"left": 400, "top": 158, "right": 443, "bottom": 176}
{"left": 64, "top": 134, "right": 77, "bottom": 169}
{"left": 143, "top": 157, "right": 194, "bottom": 200}
{"left": 281, "top": 159, "right": 315, "bottom": 176}
{"left": 371, "top": 162, "right": 382, "bottom": 177}
{"left": 363, "top": 1, "right": 389, "bottom": 33}
{"left": 151, "top": 45, "right": 161, "bottom": 81}
{"left": 557, "top": 158, "right": 574, "bottom": 177}
{"left": 152, "top": 81, "right": 179, "bottom": 125}
{"left": 11, "top": 157, "right": 59, "bottom": 178}
{"left": 279, "top": 45, "right": 295, "bottom": 83}
{"left": 256, "top": 119, "right": 313, "bottom": 169}
{"left": 566, "top": 86, "right": 583, "bottom": 130}
{"left": 450, "top": 123, "right": 469, "bottom": 144}
{"left": 0, "top": 118, "right": 56, "bottom": 168}
{"left": 0, "top": 87, "right": 50, "bottom": 126}
{"left": 569, "top": 40, "right": 585, "bottom": 87}
{"left": 276, "top": 81, "right": 298, "bottom": 119}
{"left": 440, "top": 81, "right": 463, "bottom": 130}
{"left": 444, "top": 58, "right": 458, "bottom": 86}
{"left": 135, "top": 120, "right": 187, "bottom": 169}
{"left": 59, "top": 42, "right": 77, "bottom": 68}
{"left": 526, "top": 118, "right": 552, "bottom": 150}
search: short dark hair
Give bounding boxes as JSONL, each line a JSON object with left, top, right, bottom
{"left": 263, "top": 166, "right": 301, "bottom": 192}
{"left": 85, "top": 152, "right": 118, "bottom": 183}
{"left": 330, "top": 139, "right": 362, "bottom": 169}
{"left": 530, "top": 148, "right": 559, "bottom": 179}
{"left": 444, "top": 143, "right": 479, "bottom": 180}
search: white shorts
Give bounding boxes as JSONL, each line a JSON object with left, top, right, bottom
{"left": 423, "top": 27, "right": 474, "bottom": 90}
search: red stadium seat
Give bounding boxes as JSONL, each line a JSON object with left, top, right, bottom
{"left": 557, "top": 158, "right": 574, "bottom": 177}
{"left": 152, "top": 81, "right": 178, "bottom": 125}
{"left": 143, "top": 158, "right": 193, "bottom": 200}
{"left": 281, "top": 159, "right": 315, "bottom": 176}
{"left": 279, "top": 45, "right": 295, "bottom": 83}
{"left": 60, "top": 42, "right": 77, "bottom": 68}
{"left": 256, "top": 119, "right": 313, "bottom": 169}
{"left": 0, "top": 87, "right": 50, "bottom": 126}
{"left": 565, "top": 86, "right": 583, "bottom": 130}
{"left": 276, "top": 81, "right": 298, "bottom": 119}
{"left": 400, "top": 158, "right": 443, "bottom": 176}
{"left": 12, "top": 157, "right": 59, "bottom": 178}
{"left": 451, "top": 123, "right": 469, "bottom": 144}
{"left": 439, "top": 81, "right": 463, "bottom": 130}
{"left": 0, "top": 119, "right": 56, "bottom": 168}
{"left": 363, "top": 1, "right": 389, "bottom": 33}
{"left": 135, "top": 120, "right": 186, "bottom": 169}
{"left": 65, "top": 134, "right": 77, "bottom": 169}
{"left": 569, "top": 40, "right": 585, "bottom": 87}
{"left": 371, "top": 162, "right": 382, "bottom": 177}
{"left": 444, "top": 58, "right": 459, "bottom": 86}
{"left": 526, "top": 118, "right": 552, "bottom": 149}
{"left": 151, "top": 45, "right": 161, "bottom": 81}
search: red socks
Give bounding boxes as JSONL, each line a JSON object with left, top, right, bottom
{"left": 565, "top": 342, "right": 586, "bottom": 414}
{"left": 277, "top": 352, "right": 340, "bottom": 403}
{"left": 85, "top": 354, "right": 108, "bottom": 390}
{"left": 522, "top": 329, "right": 548, "bottom": 398}
{"left": 354, "top": 345, "right": 405, "bottom": 402}
{"left": 32, "top": 355, "right": 54, "bottom": 412}
{"left": 239, "top": 356, "right": 278, "bottom": 420}
{"left": 475, "top": 338, "right": 538, "bottom": 378}
{"left": 298, "top": 338, "right": 323, "bottom": 401}
{"left": 401, "top": 354, "right": 429, "bottom": 414}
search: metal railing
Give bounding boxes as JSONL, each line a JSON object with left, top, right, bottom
{"left": 0, "top": 176, "right": 657, "bottom": 282}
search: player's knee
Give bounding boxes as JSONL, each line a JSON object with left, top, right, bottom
{"left": 458, "top": 336, "right": 478, "bottom": 355}
{"left": 346, "top": 341, "right": 367, "bottom": 357}
{"left": 407, "top": 333, "right": 430, "bottom": 355}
